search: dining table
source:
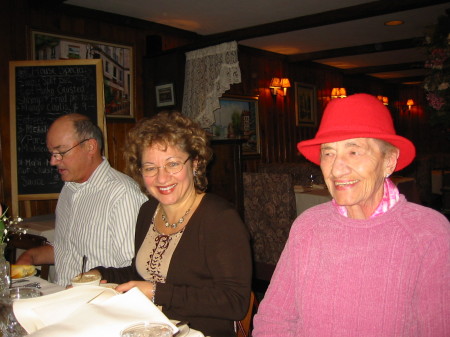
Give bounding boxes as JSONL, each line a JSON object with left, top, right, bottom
{"left": 11, "top": 275, "right": 64, "bottom": 296}
{"left": 9, "top": 276, "right": 206, "bottom": 337}
{"left": 18, "top": 214, "right": 56, "bottom": 282}
{"left": 294, "top": 184, "right": 332, "bottom": 215}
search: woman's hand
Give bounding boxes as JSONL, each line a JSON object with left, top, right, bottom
{"left": 66, "top": 269, "right": 105, "bottom": 288}
{"left": 72, "top": 269, "right": 104, "bottom": 281}
{"left": 115, "top": 281, "right": 155, "bottom": 300}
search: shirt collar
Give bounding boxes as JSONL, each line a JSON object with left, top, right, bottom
{"left": 66, "top": 158, "right": 110, "bottom": 191}
{"left": 332, "top": 178, "right": 400, "bottom": 218}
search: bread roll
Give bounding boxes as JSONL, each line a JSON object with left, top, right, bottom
{"left": 11, "top": 264, "right": 36, "bottom": 279}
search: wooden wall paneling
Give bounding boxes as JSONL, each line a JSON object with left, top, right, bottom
{"left": 208, "top": 140, "right": 244, "bottom": 216}
{"left": 143, "top": 51, "right": 186, "bottom": 116}
{"left": 1, "top": 0, "right": 445, "bottom": 216}
{"left": 0, "top": 0, "right": 197, "bottom": 216}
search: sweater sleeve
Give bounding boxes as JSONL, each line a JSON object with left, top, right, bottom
{"left": 155, "top": 197, "right": 253, "bottom": 321}
{"left": 414, "top": 230, "right": 450, "bottom": 336}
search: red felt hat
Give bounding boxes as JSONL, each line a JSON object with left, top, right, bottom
{"left": 297, "top": 93, "right": 416, "bottom": 171}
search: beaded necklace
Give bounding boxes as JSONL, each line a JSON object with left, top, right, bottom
{"left": 160, "top": 194, "right": 197, "bottom": 228}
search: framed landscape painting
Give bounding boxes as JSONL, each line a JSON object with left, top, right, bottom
{"left": 31, "top": 31, "right": 134, "bottom": 119}
{"left": 295, "top": 82, "right": 317, "bottom": 126}
{"left": 211, "top": 95, "right": 260, "bottom": 155}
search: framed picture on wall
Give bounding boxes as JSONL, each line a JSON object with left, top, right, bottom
{"left": 295, "top": 82, "right": 317, "bottom": 126}
{"left": 155, "top": 83, "right": 175, "bottom": 107}
{"left": 31, "top": 30, "right": 134, "bottom": 119}
{"left": 211, "top": 95, "right": 260, "bottom": 156}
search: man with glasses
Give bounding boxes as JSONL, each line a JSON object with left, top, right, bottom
{"left": 17, "top": 113, "right": 148, "bottom": 286}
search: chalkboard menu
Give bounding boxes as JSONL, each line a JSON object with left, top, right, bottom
{"left": 9, "top": 59, "right": 105, "bottom": 215}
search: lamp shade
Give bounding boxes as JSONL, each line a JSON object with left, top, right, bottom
{"left": 280, "top": 78, "right": 291, "bottom": 88}
{"left": 331, "top": 87, "right": 346, "bottom": 99}
{"left": 270, "top": 77, "right": 281, "bottom": 88}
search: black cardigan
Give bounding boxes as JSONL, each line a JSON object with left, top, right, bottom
{"left": 96, "top": 193, "right": 252, "bottom": 337}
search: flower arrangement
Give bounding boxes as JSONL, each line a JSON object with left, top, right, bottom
{"left": 0, "top": 207, "right": 25, "bottom": 244}
{"left": 423, "top": 12, "right": 450, "bottom": 129}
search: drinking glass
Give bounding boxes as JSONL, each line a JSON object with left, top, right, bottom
{"left": 120, "top": 322, "right": 173, "bottom": 337}
{"left": 307, "top": 174, "right": 315, "bottom": 189}
{"left": 0, "top": 287, "right": 42, "bottom": 337}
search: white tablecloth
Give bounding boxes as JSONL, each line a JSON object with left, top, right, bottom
{"left": 11, "top": 276, "right": 64, "bottom": 296}
{"left": 11, "top": 277, "right": 204, "bottom": 337}
{"left": 294, "top": 186, "right": 332, "bottom": 215}
{"left": 20, "top": 214, "right": 56, "bottom": 281}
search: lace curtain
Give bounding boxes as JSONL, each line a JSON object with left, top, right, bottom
{"left": 182, "top": 41, "right": 241, "bottom": 128}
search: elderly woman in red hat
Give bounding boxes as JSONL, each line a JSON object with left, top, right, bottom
{"left": 253, "top": 94, "right": 450, "bottom": 337}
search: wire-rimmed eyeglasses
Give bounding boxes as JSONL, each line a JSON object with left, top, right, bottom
{"left": 49, "top": 139, "right": 90, "bottom": 161}
{"left": 140, "top": 157, "right": 190, "bottom": 177}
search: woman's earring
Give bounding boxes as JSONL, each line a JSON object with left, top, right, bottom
{"left": 193, "top": 169, "right": 198, "bottom": 177}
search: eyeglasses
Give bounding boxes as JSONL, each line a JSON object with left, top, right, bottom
{"left": 140, "top": 157, "right": 190, "bottom": 177}
{"left": 49, "top": 139, "right": 90, "bottom": 161}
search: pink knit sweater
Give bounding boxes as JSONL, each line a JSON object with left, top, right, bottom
{"left": 253, "top": 196, "right": 450, "bottom": 337}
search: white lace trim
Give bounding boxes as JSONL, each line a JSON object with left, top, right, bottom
{"left": 182, "top": 41, "right": 241, "bottom": 128}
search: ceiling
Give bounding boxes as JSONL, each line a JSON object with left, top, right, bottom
{"left": 64, "top": 0, "right": 449, "bottom": 85}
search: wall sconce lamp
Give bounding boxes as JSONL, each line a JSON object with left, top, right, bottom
{"left": 406, "top": 99, "right": 414, "bottom": 110}
{"left": 270, "top": 77, "right": 281, "bottom": 96}
{"left": 280, "top": 78, "right": 291, "bottom": 96}
{"left": 377, "top": 96, "right": 389, "bottom": 105}
{"left": 331, "top": 87, "right": 347, "bottom": 99}
{"left": 270, "top": 77, "right": 291, "bottom": 96}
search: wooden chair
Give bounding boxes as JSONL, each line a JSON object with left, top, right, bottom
{"left": 236, "top": 291, "right": 258, "bottom": 337}
{"left": 243, "top": 172, "right": 297, "bottom": 267}
{"left": 5, "top": 233, "right": 51, "bottom": 280}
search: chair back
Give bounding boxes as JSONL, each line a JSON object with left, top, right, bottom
{"left": 236, "top": 291, "right": 258, "bottom": 337}
{"left": 5, "top": 233, "right": 51, "bottom": 280}
{"left": 243, "top": 172, "right": 296, "bottom": 267}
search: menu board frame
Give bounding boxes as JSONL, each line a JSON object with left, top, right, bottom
{"left": 9, "top": 59, "right": 105, "bottom": 216}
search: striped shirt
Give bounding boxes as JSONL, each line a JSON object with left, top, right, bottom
{"left": 54, "top": 159, "right": 148, "bottom": 286}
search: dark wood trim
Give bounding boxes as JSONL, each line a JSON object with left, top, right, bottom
{"left": 54, "top": 3, "right": 201, "bottom": 38}
{"left": 343, "top": 61, "right": 425, "bottom": 75}
{"left": 288, "top": 38, "right": 424, "bottom": 62}
{"left": 384, "top": 75, "right": 425, "bottom": 84}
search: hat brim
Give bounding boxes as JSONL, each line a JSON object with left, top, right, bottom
{"left": 297, "top": 132, "right": 416, "bottom": 171}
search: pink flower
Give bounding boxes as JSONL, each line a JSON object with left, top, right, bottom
{"left": 426, "top": 92, "right": 446, "bottom": 110}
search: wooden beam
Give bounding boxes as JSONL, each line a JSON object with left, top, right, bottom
{"left": 287, "top": 38, "right": 424, "bottom": 62}
{"left": 343, "top": 61, "right": 425, "bottom": 75}
{"left": 383, "top": 75, "right": 425, "bottom": 84}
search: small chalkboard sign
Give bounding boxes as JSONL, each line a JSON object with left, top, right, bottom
{"left": 9, "top": 59, "right": 105, "bottom": 216}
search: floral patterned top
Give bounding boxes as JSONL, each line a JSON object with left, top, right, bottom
{"left": 135, "top": 207, "right": 184, "bottom": 283}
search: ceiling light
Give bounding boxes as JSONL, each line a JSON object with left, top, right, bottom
{"left": 384, "top": 20, "right": 404, "bottom": 26}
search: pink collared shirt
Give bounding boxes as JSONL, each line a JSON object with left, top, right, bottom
{"left": 333, "top": 178, "right": 399, "bottom": 218}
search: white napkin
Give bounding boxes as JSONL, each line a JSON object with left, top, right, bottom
{"left": 13, "top": 286, "right": 178, "bottom": 337}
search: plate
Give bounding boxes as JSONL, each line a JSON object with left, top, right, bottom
{"left": 170, "top": 320, "right": 190, "bottom": 337}
{"left": 100, "top": 283, "right": 119, "bottom": 289}
{"left": 11, "top": 269, "right": 37, "bottom": 280}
